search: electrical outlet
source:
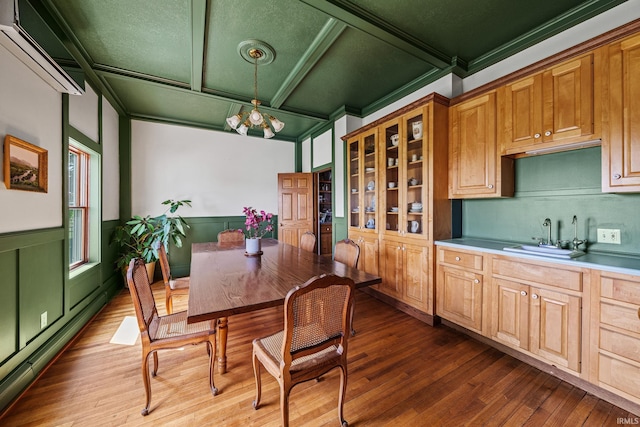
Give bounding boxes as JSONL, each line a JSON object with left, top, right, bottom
{"left": 40, "top": 311, "right": 47, "bottom": 329}
{"left": 597, "top": 228, "right": 621, "bottom": 244}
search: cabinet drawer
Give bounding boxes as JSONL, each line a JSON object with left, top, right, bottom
{"left": 320, "top": 225, "right": 332, "bottom": 234}
{"left": 599, "top": 353, "right": 640, "bottom": 400}
{"left": 600, "top": 301, "right": 640, "bottom": 334}
{"left": 601, "top": 274, "right": 640, "bottom": 304}
{"left": 600, "top": 327, "right": 640, "bottom": 364}
{"left": 492, "top": 257, "right": 582, "bottom": 291}
{"left": 438, "top": 248, "right": 483, "bottom": 271}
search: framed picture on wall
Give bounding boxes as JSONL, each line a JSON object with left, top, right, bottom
{"left": 3, "top": 135, "right": 48, "bottom": 193}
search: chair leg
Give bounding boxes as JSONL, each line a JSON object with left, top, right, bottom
{"left": 152, "top": 351, "right": 159, "bottom": 376}
{"left": 207, "top": 339, "right": 218, "bottom": 396}
{"left": 338, "top": 365, "right": 348, "bottom": 427}
{"left": 280, "top": 383, "right": 291, "bottom": 427}
{"left": 252, "top": 350, "right": 262, "bottom": 409}
{"left": 141, "top": 350, "right": 152, "bottom": 416}
{"left": 350, "top": 302, "right": 356, "bottom": 336}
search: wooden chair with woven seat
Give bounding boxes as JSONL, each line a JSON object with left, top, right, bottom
{"left": 300, "top": 231, "right": 316, "bottom": 253}
{"left": 333, "top": 238, "right": 360, "bottom": 336}
{"left": 217, "top": 229, "right": 245, "bottom": 244}
{"left": 157, "top": 242, "right": 189, "bottom": 314}
{"left": 126, "top": 258, "right": 218, "bottom": 416}
{"left": 333, "top": 238, "right": 360, "bottom": 268}
{"left": 252, "top": 274, "right": 355, "bottom": 427}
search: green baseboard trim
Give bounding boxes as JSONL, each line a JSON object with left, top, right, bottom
{"left": 0, "top": 282, "right": 116, "bottom": 414}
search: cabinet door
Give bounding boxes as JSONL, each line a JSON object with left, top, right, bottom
{"left": 529, "top": 287, "right": 581, "bottom": 372}
{"left": 438, "top": 265, "right": 483, "bottom": 332}
{"left": 380, "top": 118, "right": 403, "bottom": 236}
{"left": 348, "top": 129, "right": 379, "bottom": 230}
{"left": 404, "top": 107, "right": 429, "bottom": 239}
{"left": 603, "top": 33, "right": 640, "bottom": 191}
{"left": 491, "top": 278, "right": 529, "bottom": 350}
{"left": 503, "top": 74, "right": 543, "bottom": 150}
{"left": 542, "top": 55, "right": 594, "bottom": 144}
{"left": 403, "top": 243, "right": 429, "bottom": 311}
{"left": 358, "top": 234, "right": 379, "bottom": 276}
{"left": 450, "top": 91, "right": 513, "bottom": 198}
{"left": 380, "top": 240, "right": 402, "bottom": 297}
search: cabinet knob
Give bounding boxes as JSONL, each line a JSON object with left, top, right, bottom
{"left": 487, "top": 184, "right": 494, "bottom": 189}
{"left": 455, "top": 256, "right": 461, "bottom": 261}
{"left": 532, "top": 294, "right": 539, "bottom": 300}
{"left": 534, "top": 133, "right": 541, "bottom": 138}
{"left": 544, "top": 131, "right": 551, "bottom": 137}
{"left": 613, "top": 173, "right": 622, "bottom": 180}
{"left": 520, "top": 290, "right": 527, "bottom": 296}
{"left": 474, "top": 279, "right": 480, "bottom": 284}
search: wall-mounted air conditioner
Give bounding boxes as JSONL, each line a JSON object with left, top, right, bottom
{"left": 0, "top": 0, "right": 83, "bottom": 95}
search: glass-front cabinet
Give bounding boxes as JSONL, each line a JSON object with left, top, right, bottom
{"left": 381, "top": 106, "right": 428, "bottom": 240}
{"left": 347, "top": 128, "right": 378, "bottom": 232}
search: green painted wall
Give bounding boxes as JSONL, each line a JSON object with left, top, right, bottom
{"left": 462, "top": 147, "right": 640, "bottom": 257}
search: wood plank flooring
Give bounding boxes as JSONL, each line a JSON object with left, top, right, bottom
{"left": 0, "top": 281, "right": 636, "bottom": 426}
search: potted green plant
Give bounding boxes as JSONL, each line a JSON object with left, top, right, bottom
{"left": 111, "top": 199, "right": 191, "bottom": 282}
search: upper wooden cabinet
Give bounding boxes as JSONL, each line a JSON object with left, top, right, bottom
{"left": 380, "top": 106, "right": 430, "bottom": 240}
{"left": 603, "top": 32, "right": 640, "bottom": 192}
{"left": 449, "top": 91, "right": 514, "bottom": 198}
{"left": 500, "top": 53, "right": 598, "bottom": 156}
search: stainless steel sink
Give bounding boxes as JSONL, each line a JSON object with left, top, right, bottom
{"left": 503, "top": 244, "right": 585, "bottom": 259}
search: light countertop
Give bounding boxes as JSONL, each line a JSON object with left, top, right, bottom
{"left": 436, "top": 238, "right": 640, "bottom": 276}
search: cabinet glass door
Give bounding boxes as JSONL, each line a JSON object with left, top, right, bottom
{"left": 404, "top": 108, "right": 427, "bottom": 238}
{"left": 362, "top": 132, "right": 377, "bottom": 231}
{"left": 382, "top": 119, "right": 400, "bottom": 234}
{"left": 348, "top": 138, "right": 360, "bottom": 229}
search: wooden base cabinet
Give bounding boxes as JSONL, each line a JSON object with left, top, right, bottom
{"left": 351, "top": 231, "right": 379, "bottom": 276}
{"left": 591, "top": 270, "right": 640, "bottom": 405}
{"left": 436, "top": 247, "right": 485, "bottom": 334}
{"left": 380, "top": 238, "right": 431, "bottom": 313}
{"left": 491, "top": 256, "right": 583, "bottom": 373}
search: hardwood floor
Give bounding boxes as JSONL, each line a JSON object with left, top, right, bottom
{"left": 0, "top": 281, "right": 635, "bottom": 426}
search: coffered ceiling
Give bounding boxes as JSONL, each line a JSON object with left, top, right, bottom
{"left": 25, "top": 0, "right": 628, "bottom": 141}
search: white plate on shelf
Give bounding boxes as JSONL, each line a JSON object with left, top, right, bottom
{"left": 365, "top": 167, "right": 375, "bottom": 172}
{"left": 367, "top": 181, "right": 375, "bottom": 191}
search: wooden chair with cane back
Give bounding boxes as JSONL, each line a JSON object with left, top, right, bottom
{"left": 157, "top": 242, "right": 189, "bottom": 314}
{"left": 251, "top": 274, "right": 355, "bottom": 427}
{"left": 300, "top": 231, "right": 317, "bottom": 253}
{"left": 126, "top": 258, "right": 218, "bottom": 416}
{"left": 217, "top": 229, "right": 245, "bottom": 244}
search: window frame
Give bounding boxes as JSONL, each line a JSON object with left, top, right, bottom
{"left": 68, "top": 144, "right": 90, "bottom": 270}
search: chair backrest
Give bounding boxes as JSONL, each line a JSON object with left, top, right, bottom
{"left": 282, "top": 274, "right": 354, "bottom": 365}
{"left": 156, "top": 242, "right": 171, "bottom": 284}
{"left": 300, "top": 231, "right": 316, "bottom": 253}
{"left": 217, "top": 229, "right": 245, "bottom": 244}
{"left": 127, "top": 258, "right": 159, "bottom": 336}
{"left": 333, "top": 239, "right": 360, "bottom": 268}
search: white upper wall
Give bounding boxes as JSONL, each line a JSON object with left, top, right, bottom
{"left": 69, "top": 85, "right": 99, "bottom": 142}
{"left": 131, "top": 120, "right": 295, "bottom": 217}
{"left": 0, "top": 44, "right": 63, "bottom": 233}
{"left": 313, "top": 129, "right": 333, "bottom": 169}
{"left": 102, "top": 98, "right": 120, "bottom": 221}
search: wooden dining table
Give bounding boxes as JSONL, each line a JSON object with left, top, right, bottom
{"left": 187, "top": 238, "right": 382, "bottom": 373}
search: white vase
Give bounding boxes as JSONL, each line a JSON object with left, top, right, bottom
{"left": 246, "top": 237, "right": 262, "bottom": 254}
{"left": 412, "top": 121, "right": 423, "bottom": 139}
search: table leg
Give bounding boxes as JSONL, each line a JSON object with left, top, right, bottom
{"left": 217, "top": 317, "right": 228, "bottom": 374}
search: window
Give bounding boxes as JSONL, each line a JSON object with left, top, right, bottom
{"left": 69, "top": 145, "right": 89, "bottom": 268}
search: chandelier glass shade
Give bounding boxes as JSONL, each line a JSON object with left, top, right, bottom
{"left": 226, "top": 48, "right": 284, "bottom": 139}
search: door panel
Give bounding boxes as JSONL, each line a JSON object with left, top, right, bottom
{"left": 278, "top": 173, "right": 313, "bottom": 247}
{"left": 491, "top": 278, "right": 529, "bottom": 350}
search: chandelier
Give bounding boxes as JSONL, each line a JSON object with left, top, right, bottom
{"left": 226, "top": 47, "right": 284, "bottom": 139}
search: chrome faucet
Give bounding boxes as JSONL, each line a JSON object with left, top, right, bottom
{"left": 542, "top": 218, "right": 552, "bottom": 246}
{"left": 571, "top": 215, "right": 587, "bottom": 250}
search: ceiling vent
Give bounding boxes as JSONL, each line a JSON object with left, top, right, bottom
{"left": 0, "top": 0, "right": 83, "bottom": 95}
